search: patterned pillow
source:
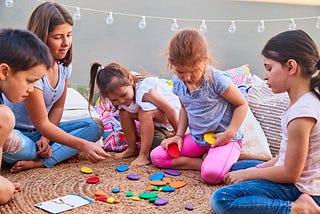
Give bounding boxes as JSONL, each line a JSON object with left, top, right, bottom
{"left": 223, "top": 64, "right": 253, "bottom": 99}
{"left": 223, "top": 66, "right": 272, "bottom": 160}
{"left": 248, "top": 83, "right": 289, "bottom": 157}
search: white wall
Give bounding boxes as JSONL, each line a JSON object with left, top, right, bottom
{"left": 1, "top": 0, "right": 319, "bottom": 84}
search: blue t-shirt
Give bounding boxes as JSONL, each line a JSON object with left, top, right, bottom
{"left": 172, "top": 66, "right": 243, "bottom": 146}
{"left": 3, "top": 63, "right": 72, "bottom": 130}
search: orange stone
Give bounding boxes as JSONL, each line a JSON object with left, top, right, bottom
{"left": 169, "top": 181, "right": 187, "bottom": 188}
{"left": 149, "top": 180, "right": 167, "bottom": 186}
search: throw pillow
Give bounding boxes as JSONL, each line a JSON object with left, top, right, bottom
{"left": 223, "top": 64, "right": 253, "bottom": 99}
{"left": 248, "top": 80, "right": 289, "bottom": 157}
{"left": 239, "top": 107, "right": 273, "bottom": 160}
{"left": 62, "top": 88, "right": 99, "bottom": 121}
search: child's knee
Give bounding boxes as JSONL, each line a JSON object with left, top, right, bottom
{"left": 150, "top": 146, "right": 172, "bottom": 168}
{"left": 201, "top": 167, "right": 224, "bottom": 184}
{"left": 0, "top": 105, "right": 15, "bottom": 134}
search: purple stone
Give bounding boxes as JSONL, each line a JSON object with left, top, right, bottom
{"left": 154, "top": 198, "right": 168, "bottom": 206}
{"left": 163, "top": 169, "right": 181, "bottom": 176}
{"left": 185, "top": 205, "right": 194, "bottom": 211}
{"left": 127, "top": 174, "right": 140, "bottom": 180}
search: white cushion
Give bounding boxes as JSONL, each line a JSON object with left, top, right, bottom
{"left": 239, "top": 107, "right": 273, "bottom": 160}
{"left": 61, "top": 88, "right": 99, "bottom": 121}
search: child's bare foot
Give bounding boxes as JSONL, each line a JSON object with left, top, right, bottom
{"left": 130, "top": 156, "right": 150, "bottom": 167}
{"left": 114, "top": 149, "right": 138, "bottom": 160}
{"left": 10, "top": 160, "right": 44, "bottom": 173}
{"left": 292, "top": 193, "right": 320, "bottom": 214}
{"left": 63, "top": 154, "right": 80, "bottom": 163}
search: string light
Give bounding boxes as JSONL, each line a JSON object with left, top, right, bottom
{"left": 139, "top": 16, "right": 146, "bottom": 29}
{"left": 106, "top": 12, "right": 113, "bottom": 25}
{"left": 6, "top": 0, "right": 320, "bottom": 33}
{"left": 316, "top": 16, "right": 320, "bottom": 29}
{"left": 170, "top": 19, "right": 179, "bottom": 31}
{"left": 73, "top": 7, "right": 81, "bottom": 21}
{"left": 199, "top": 20, "right": 208, "bottom": 33}
{"left": 228, "top": 20, "right": 237, "bottom": 34}
{"left": 288, "top": 18, "right": 296, "bottom": 30}
{"left": 5, "top": 0, "right": 13, "bottom": 8}
{"left": 257, "top": 20, "right": 265, "bottom": 33}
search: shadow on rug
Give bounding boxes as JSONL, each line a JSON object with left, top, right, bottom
{"left": 1, "top": 157, "right": 221, "bottom": 213}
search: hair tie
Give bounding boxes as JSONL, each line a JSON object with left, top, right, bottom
{"left": 316, "top": 60, "right": 320, "bottom": 70}
{"left": 97, "top": 65, "right": 104, "bottom": 73}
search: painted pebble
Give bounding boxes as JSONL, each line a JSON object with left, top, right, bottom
{"left": 163, "top": 169, "right": 181, "bottom": 176}
{"left": 185, "top": 205, "right": 194, "bottom": 211}
{"left": 169, "top": 181, "right": 187, "bottom": 188}
{"left": 126, "top": 192, "right": 133, "bottom": 197}
{"left": 127, "top": 174, "right": 140, "bottom": 180}
{"left": 106, "top": 197, "right": 115, "bottom": 204}
{"left": 112, "top": 188, "right": 120, "bottom": 193}
{"left": 116, "top": 165, "right": 129, "bottom": 172}
{"left": 86, "top": 176, "right": 100, "bottom": 184}
{"left": 167, "top": 143, "right": 180, "bottom": 158}
{"left": 161, "top": 186, "right": 175, "bottom": 192}
{"left": 131, "top": 196, "right": 140, "bottom": 201}
{"left": 94, "top": 190, "right": 106, "bottom": 196}
{"left": 80, "top": 166, "right": 93, "bottom": 174}
{"left": 139, "top": 192, "right": 158, "bottom": 199}
{"left": 154, "top": 198, "right": 169, "bottom": 206}
{"left": 95, "top": 195, "right": 107, "bottom": 202}
{"left": 149, "top": 172, "right": 165, "bottom": 181}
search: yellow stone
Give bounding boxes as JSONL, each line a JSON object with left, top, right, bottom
{"left": 80, "top": 166, "right": 93, "bottom": 174}
{"left": 106, "top": 197, "right": 115, "bottom": 204}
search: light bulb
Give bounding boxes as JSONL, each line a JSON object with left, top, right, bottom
{"left": 288, "top": 18, "right": 296, "bottom": 30}
{"left": 316, "top": 16, "right": 320, "bottom": 29}
{"left": 139, "top": 16, "right": 146, "bottom": 29}
{"left": 106, "top": 12, "right": 113, "bottom": 25}
{"left": 257, "top": 20, "right": 265, "bottom": 33}
{"left": 228, "top": 20, "right": 236, "bottom": 34}
{"left": 5, "top": 0, "right": 13, "bottom": 8}
{"left": 171, "top": 19, "right": 179, "bottom": 31}
{"left": 73, "top": 7, "right": 81, "bottom": 21}
{"left": 199, "top": 20, "right": 207, "bottom": 33}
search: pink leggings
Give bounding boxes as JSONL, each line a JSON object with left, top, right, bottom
{"left": 150, "top": 133, "right": 242, "bottom": 184}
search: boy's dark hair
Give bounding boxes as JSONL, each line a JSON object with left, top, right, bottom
{"left": 0, "top": 28, "right": 52, "bottom": 72}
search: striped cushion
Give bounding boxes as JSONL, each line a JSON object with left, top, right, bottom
{"left": 248, "top": 84, "right": 289, "bottom": 157}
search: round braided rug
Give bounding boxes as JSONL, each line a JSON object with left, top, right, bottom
{"left": 1, "top": 157, "right": 222, "bottom": 213}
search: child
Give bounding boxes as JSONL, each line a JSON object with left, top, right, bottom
{"left": 2, "top": 2, "right": 109, "bottom": 173}
{"left": 88, "top": 62, "right": 180, "bottom": 166}
{"left": 211, "top": 30, "right": 320, "bottom": 213}
{"left": 0, "top": 28, "right": 52, "bottom": 203}
{"left": 150, "top": 29, "right": 248, "bottom": 184}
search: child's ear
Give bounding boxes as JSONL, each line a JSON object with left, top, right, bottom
{"left": 0, "top": 63, "right": 10, "bottom": 80}
{"left": 287, "top": 59, "right": 298, "bottom": 75}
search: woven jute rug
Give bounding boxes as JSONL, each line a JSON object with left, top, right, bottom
{"left": 0, "top": 157, "right": 222, "bottom": 213}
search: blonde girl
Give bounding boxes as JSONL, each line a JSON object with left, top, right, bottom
{"left": 150, "top": 29, "right": 248, "bottom": 184}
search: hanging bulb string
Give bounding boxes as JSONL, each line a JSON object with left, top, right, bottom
{"left": 31, "top": 0, "right": 318, "bottom": 24}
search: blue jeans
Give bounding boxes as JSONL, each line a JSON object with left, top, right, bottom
{"left": 2, "top": 117, "right": 101, "bottom": 168}
{"left": 210, "top": 160, "right": 320, "bottom": 214}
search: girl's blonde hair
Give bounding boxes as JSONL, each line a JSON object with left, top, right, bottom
{"left": 166, "top": 28, "right": 214, "bottom": 71}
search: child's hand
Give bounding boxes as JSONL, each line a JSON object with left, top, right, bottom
{"left": 36, "top": 138, "right": 52, "bottom": 158}
{"left": 161, "top": 136, "right": 183, "bottom": 151}
{"left": 81, "top": 141, "right": 110, "bottom": 163}
{"left": 223, "top": 167, "right": 256, "bottom": 184}
{"left": 211, "top": 131, "right": 234, "bottom": 147}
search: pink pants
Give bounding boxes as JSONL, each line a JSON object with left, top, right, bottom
{"left": 150, "top": 133, "right": 242, "bottom": 184}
